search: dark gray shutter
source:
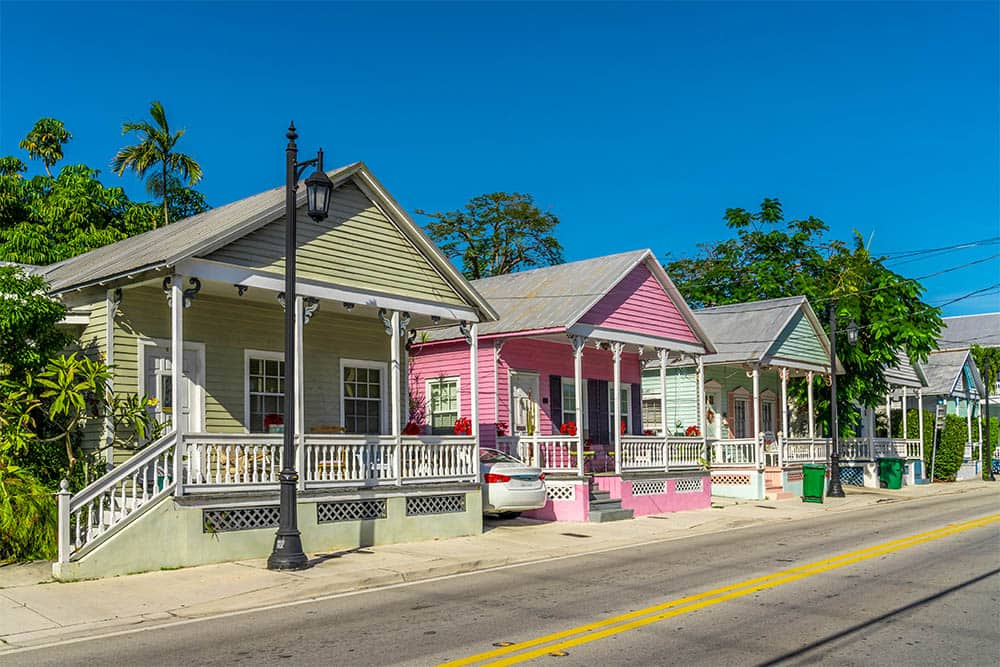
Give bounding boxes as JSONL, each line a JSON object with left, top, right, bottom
{"left": 549, "top": 374, "right": 562, "bottom": 434}
{"left": 631, "top": 383, "right": 643, "bottom": 434}
{"left": 588, "top": 379, "right": 610, "bottom": 445}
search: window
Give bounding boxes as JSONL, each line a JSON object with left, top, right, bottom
{"left": 246, "top": 352, "right": 284, "bottom": 433}
{"left": 608, "top": 385, "right": 632, "bottom": 435}
{"left": 733, "top": 398, "right": 748, "bottom": 438}
{"left": 642, "top": 398, "right": 662, "bottom": 433}
{"left": 762, "top": 400, "right": 775, "bottom": 434}
{"left": 427, "top": 377, "right": 460, "bottom": 435}
{"left": 342, "top": 361, "right": 386, "bottom": 434}
{"left": 561, "top": 379, "right": 578, "bottom": 427}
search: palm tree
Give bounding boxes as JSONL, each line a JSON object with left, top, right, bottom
{"left": 20, "top": 118, "right": 72, "bottom": 177}
{"left": 112, "top": 101, "right": 202, "bottom": 227}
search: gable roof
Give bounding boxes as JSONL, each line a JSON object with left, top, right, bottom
{"left": 884, "top": 352, "right": 928, "bottom": 388}
{"left": 420, "top": 249, "right": 712, "bottom": 351}
{"left": 921, "top": 349, "right": 984, "bottom": 396}
{"left": 38, "top": 162, "right": 496, "bottom": 321}
{"left": 690, "top": 296, "right": 842, "bottom": 373}
{"left": 937, "top": 312, "right": 1000, "bottom": 350}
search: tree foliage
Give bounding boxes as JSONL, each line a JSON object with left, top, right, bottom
{"left": 19, "top": 118, "right": 71, "bottom": 177}
{"left": 418, "top": 192, "right": 564, "bottom": 279}
{"left": 666, "top": 199, "right": 942, "bottom": 433}
{"left": 970, "top": 344, "right": 1000, "bottom": 394}
{"left": 0, "top": 266, "right": 68, "bottom": 381}
{"left": 112, "top": 101, "right": 203, "bottom": 228}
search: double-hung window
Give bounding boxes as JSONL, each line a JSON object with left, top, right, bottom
{"left": 427, "top": 377, "right": 460, "bottom": 435}
{"left": 608, "top": 385, "right": 632, "bottom": 435}
{"left": 561, "top": 379, "right": 579, "bottom": 428}
{"left": 341, "top": 360, "right": 386, "bottom": 434}
{"left": 246, "top": 351, "right": 284, "bottom": 433}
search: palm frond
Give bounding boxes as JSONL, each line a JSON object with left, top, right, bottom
{"left": 167, "top": 153, "right": 203, "bottom": 186}
{"left": 149, "top": 101, "right": 169, "bottom": 133}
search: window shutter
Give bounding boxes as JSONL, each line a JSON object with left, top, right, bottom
{"left": 588, "top": 379, "right": 610, "bottom": 444}
{"left": 549, "top": 375, "right": 562, "bottom": 434}
{"left": 631, "top": 383, "right": 642, "bottom": 435}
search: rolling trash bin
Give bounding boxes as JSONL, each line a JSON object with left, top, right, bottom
{"left": 878, "top": 457, "right": 904, "bottom": 490}
{"left": 802, "top": 463, "right": 826, "bottom": 503}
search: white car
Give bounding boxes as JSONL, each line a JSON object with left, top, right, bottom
{"left": 480, "top": 448, "right": 547, "bottom": 518}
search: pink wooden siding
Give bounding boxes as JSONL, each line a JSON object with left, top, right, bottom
{"left": 409, "top": 336, "right": 642, "bottom": 446}
{"left": 578, "top": 263, "right": 700, "bottom": 343}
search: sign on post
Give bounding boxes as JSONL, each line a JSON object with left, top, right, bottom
{"left": 931, "top": 403, "right": 946, "bottom": 482}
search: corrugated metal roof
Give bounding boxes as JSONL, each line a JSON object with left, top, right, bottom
{"left": 693, "top": 296, "right": 808, "bottom": 365}
{"left": 937, "top": 312, "right": 1000, "bottom": 350}
{"left": 41, "top": 163, "right": 363, "bottom": 292}
{"left": 884, "top": 352, "right": 926, "bottom": 388}
{"left": 921, "top": 349, "right": 983, "bottom": 396}
{"left": 421, "top": 249, "right": 649, "bottom": 340}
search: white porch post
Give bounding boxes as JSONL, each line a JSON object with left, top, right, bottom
{"left": 612, "top": 342, "right": 623, "bottom": 475}
{"left": 751, "top": 365, "right": 761, "bottom": 440}
{"left": 696, "top": 356, "right": 706, "bottom": 463}
{"left": 886, "top": 393, "right": 892, "bottom": 437}
{"left": 918, "top": 388, "right": 925, "bottom": 475}
{"left": 807, "top": 371, "right": 815, "bottom": 439}
{"left": 170, "top": 275, "right": 185, "bottom": 495}
{"left": 657, "top": 348, "right": 669, "bottom": 438}
{"left": 572, "top": 336, "right": 585, "bottom": 477}
{"left": 295, "top": 296, "right": 306, "bottom": 490}
{"left": 780, "top": 367, "right": 789, "bottom": 439}
{"left": 469, "top": 323, "right": 480, "bottom": 440}
{"left": 901, "top": 386, "right": 908, "bottom": 437}
{"left": 967, "top": 399, "right": 973, "bottom": 446}
{"left": 390, "top": 311, "right": 401, "bottom": 438}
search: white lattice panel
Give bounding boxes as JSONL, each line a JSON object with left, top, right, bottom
{"left": 405, "top": 494, "right": 465, "bottom": 516}
{"left": 712, "top": 473, "right": 751, "bottom": 486}
{"left": 675, "top": 478, "right": 704, "bottom": 493}
{"left": 317, "top": 500, "right": 386, "bottom": 523}
{"left": 631, "top": 480, "right": 666, "bottom": 496}
{"left": 202, "top": 506, "right": 279, "bottom": 532}
{"left": 545, "top": 483, "right": 576, "bottom": 502}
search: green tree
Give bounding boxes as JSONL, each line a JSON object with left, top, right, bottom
{"left": 417, "top": 192, "right": 564, "bottom": 279}
{"left": 0, "top": 266, "right": 68, "bottom": 381}
{"left": 18, "top": 118, "right": 72, "bottom": 177}
{"left": 112, "top": 101, "right": 203, "bottom": 228}
{"left": 666, "top": 198, "right": 942, "bottom": 434}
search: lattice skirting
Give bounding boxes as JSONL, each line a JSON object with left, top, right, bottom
{"left": 203, "top": 506, "right": 279, "bottom": 533}
{"left": 545, "top": 483, "right": 577, "bottom": 502}
{"left": 786, "top": 471, "right": 803, "bottom": 482}
{"left": 712, "top": 473, "right": 751, "bottom": 486}
{"left": 317, "top": 499, "right": 387, "bottom": 523}
{"left": 406, "top": 494, "right": 466, "bottom": 516}
{"left": 631, "top": 480, "right": 666, "bottom": 496}
{"left": 840, "top": 466, "right": 865, "bottom": 486}
{"left": 675, "top": 478, "right": 704, "bottom": 494}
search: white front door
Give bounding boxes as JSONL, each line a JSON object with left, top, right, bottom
{"left": 510, "top": 371, "right": 540, "bottom": 436}
{"left": 705, "top": 389, "right": 723, "bottom": 439}
{"left": 142, "top": 342, "right": 205, "bottom": 435}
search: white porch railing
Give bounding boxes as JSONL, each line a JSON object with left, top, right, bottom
{"left": 495, "top": 435, "right": 582, "bottom": 473}
{"left": 620, "top": 436, "right": 705, "bottom": 471}
{"left": 831, "top": 437, "right": 923, "bottom": 462}
{"left": 781, "top": 437, "right": 830, "bottom": 464}
{"left": 711, "top": 437, "right": 761, "bottom": 468}
{"left": 185, "top": 433, "right": 283, "bottom": 489}
{"left": 58, "top": 431, "right": 178, "bottom": 563}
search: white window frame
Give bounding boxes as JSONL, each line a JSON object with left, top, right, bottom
{"left": 137, "top": 338, "right": 206, "bottom": 434}
{"left": 608, "top": 384, "right": 633, "bottom": 436}
{"left": 426, "top": 376, "right": 461, "bottom": 435}
{"left": 761, "top": 389, "right": 777, "bottom": 435}
{"left": 340, "top": 358, "right": 389, "bottom": 435}
{"left": 244, "top": 349, "right": 285, "bottom": 434}
{"left": 560, "top": 377, "right": 582, "bottom": 430}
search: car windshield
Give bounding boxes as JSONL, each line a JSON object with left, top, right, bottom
{"left": 480, "top": 449, "right": 523, "bottom": 464}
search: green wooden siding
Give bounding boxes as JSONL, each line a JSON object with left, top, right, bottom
{"left": 204, "top": 181, "right": 465, "bottom": 306}
{"left": 112, "top": 286, "right": 399, "bottom": 461}
{"left": 71, "top": 297, "right": 108, "bottom": 454}
{"left": 769, "top": 310, "right": 828, "bottom": 367}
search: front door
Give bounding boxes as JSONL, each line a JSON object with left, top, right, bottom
{"left": 705, "top": 389, "right": 723, "bottom": 440}
{"left": 142, "top": 342, "right": 205, "bottom": 435}
{"left": 510, "top": 371, "right": 540, "bottom": 436}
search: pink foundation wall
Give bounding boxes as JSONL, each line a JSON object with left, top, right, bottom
{"left": 595, "top": 476, "right": 712, "bottom": 515}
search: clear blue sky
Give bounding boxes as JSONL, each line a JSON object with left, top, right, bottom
{"left": 2, "top": 1, "right": 997, "bottom": 315}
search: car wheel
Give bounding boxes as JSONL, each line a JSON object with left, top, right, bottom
{"left": 497, "top": 511, "right": 521, "bottom": 520}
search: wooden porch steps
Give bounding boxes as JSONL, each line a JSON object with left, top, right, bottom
{"left": 588, "top": 488, "right": 634, "bottom": 523}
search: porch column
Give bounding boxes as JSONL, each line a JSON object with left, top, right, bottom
{"left": 780, "top": 367, "right": 789, "bottom": 439}
{"left": 901, "top": 386, "right": 908, "bottom": 437}
{"left": 696, "top": 355, "right": 706, "bottom": 463}
{"left": 807, "top": 371, "right": 815, "bottom": 439}
{"left": 572, "top": 336, "right": 585, "bottom": 477}
{"left": 469, "top": 323, "right": 480, "bottom": 439}
{"left": 657, "top": 348, "right": 669, "bottom": 438}
{"left": 751, "top": 365, "right": 761, "bottom": 440}
{"left": 886, "top": 392, "right": 892, "bottom": 437}
{"left": 612, "top": 342, "right": 624, "bottom": 475}
{"left": 390, "top": 311, "right": 401, "bottom": 438}
{"left": 295, "top": 296, "right": 306, "bottom": 490}
{"left": 918, "top": 388, "right": 925, "bottom": 474}
{"left": 169, "top": 274, "right": 184, "bottom": 495}
{"left": 967, "top": 400, "right": 973, "bottom": 446}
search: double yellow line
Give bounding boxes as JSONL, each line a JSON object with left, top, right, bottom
{"left": 441, "top": 513, "right": 1000, "bottom": 666}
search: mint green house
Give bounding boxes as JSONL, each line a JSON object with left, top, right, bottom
{"left": 42, "top": 162, "right": 497, "bottom": 580}
{"left": 641, "top": 297, "right": 842, "bottom": 500}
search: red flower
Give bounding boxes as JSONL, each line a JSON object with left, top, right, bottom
{"left": 454, "top": 417, "right": 472, "bottom": 436}
{"left": 685, "top": 425, "right": 701, "bottom": 437}
{"left": 559, "top": 421, "right": 577, "bottom": 436}
{"left": 496, "top": 421, "right": 508, "bottom": 436}
{"left": 402, "top": 421, "right": 422, "bottom": 435}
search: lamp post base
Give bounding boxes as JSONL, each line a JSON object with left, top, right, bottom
{"left": 267, "top": 530, "right": 308, "bottom": 570}
{"left": 827, "top": 453, "right": 846, "bottom": 498}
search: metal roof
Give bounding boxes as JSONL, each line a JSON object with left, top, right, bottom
{"left": 920, "top": 349, "right": 984, "bottom": 396}
{"left": 421, "top": 249, "right": 651, "bottom": 340}
{"left": 693, "top": 296, "right": 807, "bottom": 365}
{"left": 937, "top": 312, "right": 1000, "bottom": 350}
{"left": 884, "top": 352, "right": 927, "bottom": 388}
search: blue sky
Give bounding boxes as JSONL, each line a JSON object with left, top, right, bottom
{"left": 1, "top": 1, "right": 997, "bottom": 315}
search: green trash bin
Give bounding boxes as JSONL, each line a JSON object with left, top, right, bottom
{"left": 802, "top": 463, "right": 826, "bottom": 503}
{"left": 878, "top": 457, "right": 904, "bottom": 490}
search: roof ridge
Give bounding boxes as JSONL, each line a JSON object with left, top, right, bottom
{"left": 470, "top": 249, "right": 649, "bottom": 287}
{"left": 695, "top": 295, "right": 806, "bottom": 312}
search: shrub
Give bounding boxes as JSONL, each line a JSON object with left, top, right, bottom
{"left": 0, "top": 459, "right": 57, "bottom": 561}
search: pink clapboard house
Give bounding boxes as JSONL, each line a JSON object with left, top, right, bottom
{"left": 409, "top": 250, "right": 716, "bottom": 522}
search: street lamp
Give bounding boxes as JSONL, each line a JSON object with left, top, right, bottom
{"left": 826, "top": 306, "right": 857, "bottom": 498}
{"left": 267, "top": 122, "right": 333, "bottom": 571}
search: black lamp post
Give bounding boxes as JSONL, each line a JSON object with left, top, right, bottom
{"left": 827, "top": 304, "right": 858, "bottom": 498}
{"left": 267, "top": 122, "right": 333, "bottom": 571}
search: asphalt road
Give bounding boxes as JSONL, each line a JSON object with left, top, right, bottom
{"left": 10, "top": 491, "right": 999, "bottom": 667}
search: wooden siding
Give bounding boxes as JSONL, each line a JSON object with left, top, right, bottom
{"left": 578, "top": 263, "right": 700, "bottom": 343}
{"left": 410, "top": 337, "right": 642, "bottom": 447}
{"left": 204, "top": 181, "right": 465, "bottom": 306}
{"left": 769, "top": 310, "right": 828, "bottom": 367}
{"left": 112, "top": 286, "right": 396, "bottom": 461}
{"left": 71, "top": 298, "right": 108, "bottom": 454}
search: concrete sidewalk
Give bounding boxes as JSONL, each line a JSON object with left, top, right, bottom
{"left": 1, "top": 480, "right": 996, "bottom": 652}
